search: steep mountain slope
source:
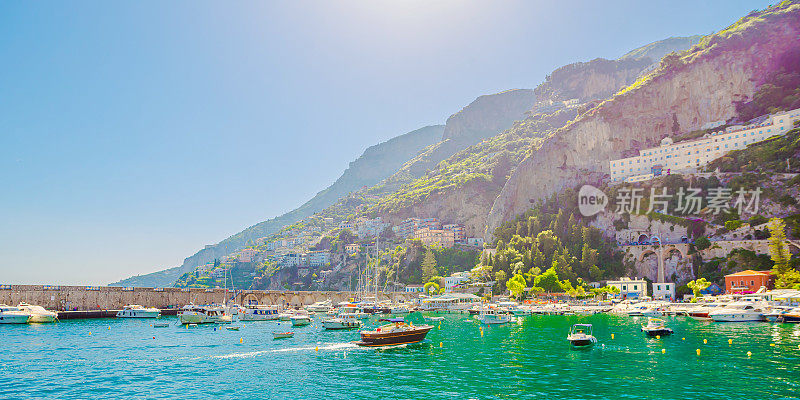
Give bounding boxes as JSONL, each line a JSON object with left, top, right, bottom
{"left": 111, "top": 125, "right": 443, "bottom": 287}
{"left": 487, "top": 1, "right": 800, "bottom": 235}
{"left": 620, "top": 35, "right": 704, "bottom": 62}
{"left": 384, "top": 89, "right": 536, "bottom": 185}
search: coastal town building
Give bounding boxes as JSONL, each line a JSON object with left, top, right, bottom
{"left": 280, "top": 253, "right": 302, "bottom": 267}
{"left": 652, "top": 282, "right": 676, "bottom": 301}
{"left": 609, "top": 108, "right": 800, "bottom": 182}
{"left": 466, "top": 237, "right": 485, "bottom": 247}
{"left": 413, "top": 227, "right": 456, "bottom": 248}
{"left": 356, "top": 217, "right": 390, "bottom": 238}
{"left": 394, "top": 217, "right": 442, "bottom": 238}
{"left": 345, "top": 243, "right": 360, "bottom": 254}
{"left": 405, "top": 285, "right": 424, "bottom": 293}
{"left": 725, "top": 270, "right": 774, "bottom": 294}
{"left": 235, "top": 248, "right": 258, "bottom": 263}
{"left": 606, "top": 278, "right": 648, "bottom": 299}
{"left": 306, "top": 250, "right": 330, "bottom": 267}
{"left": 443, "top": 224, "right": 466, "bottom": 242}
{"left": 444, "top": 271, "right": 471, "bottom": 292}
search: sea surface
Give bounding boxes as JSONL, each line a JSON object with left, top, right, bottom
{"left": 2, "top": 313, "right": 800, "bottom": 399}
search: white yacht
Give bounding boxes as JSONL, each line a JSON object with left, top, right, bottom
{"left": 709, "top": 301, "right": 767, "bottom": 322}
{"left": 322, "top": 313, "right": 362, "bottom": 330}
{"left": 178, "top": 304, "right": 232, "bottom": 324}
{"left": 238, "top": 304, "right": 280, "bottom": 321}
{"left": 0, "top": 304, "right": 31, "bottom": 324}
{"left": 17, "top": 303, "right": 58, "bottom": 323}
{"left": 116, "top": 304, "right": 160, "bottom": 318}
{"left": 290, "top": 314, "right": 312, "bottom": 327}
{"left": 305, "top": 300, "right": 333, "bottom": 313}
{"left": 338, "top": 304, "right": 370, "bottom": 320}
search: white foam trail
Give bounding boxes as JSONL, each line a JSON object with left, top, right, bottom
{"left": 212, "top": 342, "right": 358, "bottom": 359}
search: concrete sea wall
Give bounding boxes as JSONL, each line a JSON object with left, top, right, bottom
{"left": 0, "top": 285, "right": 415, "bottom": 311}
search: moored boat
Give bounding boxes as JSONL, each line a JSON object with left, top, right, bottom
{"left": 567, "top": 323, "right": 597, "bottom": 347}
{"left": 178, "top": 304, "right": 231, "bottom": 324}
{"left": 353, "top": 318, "right": 433, "bottom": 347}
{"left": 116, "top": 304, "right": 160, "bottom": 318}
{"left": 238, "top": 304, "right": 280, "bottom": 321}
{"left": 273, "top": 331, "right": 294, "bottom": 339}
{"left": 17, "top": 302, "right": 58, "bottom": 323}
{"left": 0, "top": 304, "right": 31, "bottom": 324}
{"left": 709, "top": 301, "right": 766, "bottom": 322}
{"left": 291, "top": 315, "right": 312, "bottom": 327}
{"left": 641, "top": 318, "right": 673, "bottom": 336}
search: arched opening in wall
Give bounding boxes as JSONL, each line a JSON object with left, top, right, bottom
{"left": 640, "top": 251, "right": 659, "bottom": 281}
{"left": 638, "top": 234, "right": 649, "bottom": 244}
{"left": 242, "top": 294, "right": 259, "bottom": 305}
{"left": 651, "top": 236, "right": 661, "bottom": 246}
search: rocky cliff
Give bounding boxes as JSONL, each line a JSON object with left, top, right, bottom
{"left": 486, "top": 2, "right": 800, "bottom": 237}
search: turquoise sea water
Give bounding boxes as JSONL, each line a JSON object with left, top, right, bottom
{"left": 2, "top": 313, "right": 800, "bottom": 399}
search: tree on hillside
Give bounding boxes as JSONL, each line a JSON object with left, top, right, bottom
{"left": 695, "top": 236, "right": 711, "bottom": 251}
{"left": 687, "top": 278, "right": 711, "bottom": 302}
{"left": 506, "top": 273, "right": 527, "bottom": 299}
{"left": 533, "top": 267, "right": 563, "bottom": 293}
{"left": 768, "top": 218, "right": 800, "bottom": 289}
{"left": 423, "top": 281, "right": 440, "bottom": 296}
{"left": 421, "top": 249, "right": 438, "bottom": 282}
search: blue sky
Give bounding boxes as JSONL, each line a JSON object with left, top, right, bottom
{"left": 0, "top": 0, "right": 774, "bottom": 285}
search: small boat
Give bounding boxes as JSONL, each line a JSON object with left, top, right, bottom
{"left": 764, "top": 306, "right": 793, "bottom": 322}
{"left": 178, "top": 304, "right": 231, "bottom": 324}
{"left": 567, "top": 324, "right": 597, "bottom": 347}
{"left": 291, "top": 315, "right": 312, "bottom": 327}
{"left": 0, "top": 304, "right": 31, "bottom": 324}
{"left": 425, "top": 316, "right": 445, "bottom": 322}
{"left": 117, "top": 304, "right": 160, "bottom": 318}
{"left": 322, "top": 317, "right": 362, "bottom": 330}
{"left": 477, "top": 308, "right": 514, "bottom": 325}
{"left": 641, "top": 318, "right": 673, "bottom": 336}
{"left": 273, "top": 331, "right": 294, "bottom": 339}
{"left": 353, "top": 318, "right": 434, "bottom": 347}
{"left": 17, "top": 302, "right": 58, "bottom": 323}
{"left": 225, "top": 326, "right": 240, "bottom": 331}
{"left": 709, "top": 301, "right": 767, "bottom": 322}
{"left": 238, "top": 304, "right": 280, "bottom": 321}
{"left": 153, "top": 322, "right": 170, "bottom": 328}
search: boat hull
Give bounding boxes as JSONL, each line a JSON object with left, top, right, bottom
{"left": 0, "top": 314, "right": 30, "bottom": 324}
{"left": 642, "top": 328, "right": 673, "bottom": 336}
{"left": 322, "top": 319, "right": 361, "bottom": 330}
{"left": 291, "top": 317, "right": 312, "bottom": 327}
{"left": 710, "top": 313, "right": 763, "bottom": 322}
{"left": 355, "top": 326, "right": 433, "bottom": 347}
{"left": 117, "top": 310, "right": 160, "bottom": 318}
{"left": 28, "top": 313, "right": 58, "bottom": 323}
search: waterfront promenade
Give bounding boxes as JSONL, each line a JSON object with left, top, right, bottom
{"left": 0, "top": 285, "right": 414, "bottom": 311}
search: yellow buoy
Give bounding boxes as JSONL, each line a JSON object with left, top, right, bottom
{"left": 315, "top": 346, "right": 319, "bottom": 352}
{"left": 747, "top": 351, "right": 752, "bottom": 357}
{"left": 240, "top": 338, "right": 243, "bottom": 344}
{"left": 682, "top": 337, "right": 685, "bottom": 341}
{"left": 728, "top": 339, "right": 733, "bottom": 345}
{"left": 88, "top": 332, "right": 92, "bottom": 336}
{"left": 108, "top": 326, "right": 111, "bottom": 330}
{"left": 770, "top": 343, "right": 776, "bottom": 347}
{"left": 696, "top": 349, "right": 701, "bottom": 356}
{"left": 661, "top": 348, "right": 666, "bottom": 354}
{"left": 703, "top": 339, "right": 707, "bottom": 344}
{"left": 439, "top": 342, "right": 443, "bottom": 348}
{"left": 611, "top": 334, "right": 615, "bottom": 339}
{"left": 656, "top": 335, "right": 661, "bottom": 339}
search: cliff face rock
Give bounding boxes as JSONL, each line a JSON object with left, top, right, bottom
{"left": 441, "top": 89, "right": 536, "bottom": 140}
{"left": 111, "top": 125, "right": 443, "bottom": 287}
{"left": 620, "top": 35, "right": 703, "bottom": 62}
{"left": 534, "top": 58, "right": 652, "bottom": 103}
{"left": 487, "top": 3, "right": 800, "bottom": 237}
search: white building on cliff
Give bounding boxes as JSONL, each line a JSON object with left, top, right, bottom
{"left": 609, "top": 108, "right": 800, "bottom": 183}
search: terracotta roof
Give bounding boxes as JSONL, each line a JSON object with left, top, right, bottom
{"left": 724, "top": 269, "right": 773, "bottom": 277}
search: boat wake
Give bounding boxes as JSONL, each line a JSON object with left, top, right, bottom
{"left": 212, "top": 342, "right": 358, "bottom": 359}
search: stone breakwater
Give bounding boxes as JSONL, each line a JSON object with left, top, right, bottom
{"left": 0, "top": 285, "right": 415, "bottom": 311}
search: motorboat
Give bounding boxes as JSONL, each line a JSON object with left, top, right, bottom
{"left": 273, "top": 331, "right": 294, "bottom": 339}
{"left": 477, "top": 308, "right": 514, "bottom": 325}
{"left": 0, "top": 304, "right": 31, "bottom": 324}
{"left": 764, "top": 306, "right": 794, "bottom": 322}
{"left": 709, "top": 301, "right": 767, "bottom": 322}
{"left": 153, "top": 322, "right": 170, "bottom": 328}
{"left": 338, "top": 304, "right": 370, "bottom": 320}
{"left": 178, "top": 304, "right": 232, "bottom": 324}
{"left": 425, "top": 316, "right": 445, "bottom": 322}
{"left": 17, "top": 302, "right": 58, "bottom": 323}
{"left": 353, "top": 318, "right": 434, "bottom": 347}
{"left": 321, "top": 316, "right": 362, "bottom": 330}
{"left": 390, "top": 305, "right": 411, "bottom": 314}
{"left": 291, "top": 314, "right": 312, "bottom": 327}
{"left": 305, "top": 300, "right": 333, "bottom": 313}
{"left": 238, "top": 304, "right": 280, "bottom": 321}
{"left": 641, "top": 318, "right": 673, "bottom": 336}
{"left": 501, "top": 301, "right": 531, "bottom": 316}
{"left": 781, "top": 307, "right": 800, "bottom": 323}
{"left": 567, "top": 323, "right": 597, "bottom": 347}
{"left": 116, "top": 304, "right": 160, "bottom": 318}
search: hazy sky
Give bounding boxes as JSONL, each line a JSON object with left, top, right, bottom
{"left": 0, "top": 0, "right": 774, "bottom": 285}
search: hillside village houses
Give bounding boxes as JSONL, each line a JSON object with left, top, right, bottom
{"left": 610, "top": 107, "right": 800, "bottom": 183}
{"left": 606, "top": 278, "right": 649, "bottom": 299}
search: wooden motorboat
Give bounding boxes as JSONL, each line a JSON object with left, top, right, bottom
{"left": 272, "top": 331, "right": 294, "bottom": 339}
{"left": 567, "top": 324, "right": 597, "bottom": 347}
{"left": 353, "top": 318, "right": 433, "bottom": 347}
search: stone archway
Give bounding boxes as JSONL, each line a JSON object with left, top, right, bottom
{"left": 639, "top": 251, "right": 659, "bottom": 281}
{"left": 242, "top": 293, "right": 259, "bottom": 305}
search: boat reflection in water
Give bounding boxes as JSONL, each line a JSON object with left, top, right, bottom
{"left": 353, "top": 317, "right": 433, "bottom": 347}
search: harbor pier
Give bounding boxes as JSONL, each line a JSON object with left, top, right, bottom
{"left": 0, "top": 285, "right": 415, "bottom": 312}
